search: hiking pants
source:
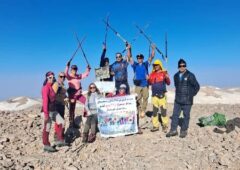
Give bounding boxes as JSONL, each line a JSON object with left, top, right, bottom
{"left": 42, "top": 111, "right": 64, "bottom": 145}
{"left": 170, "top": 102, "right": 192, "bottom": 131}
{"left": 55, "top": 104, "right": 65, "bottom": 136}
{"left": 151, "top": 96, "right": 169, "bottom": 128}
{"left": 69, "top": 94, "right": 86, "bottom": 125}
{"left": 135, "top": 86, "right": 149, "bottom": 113}
{"left": 83, "top": 114, "right": 98, "bottom": 135}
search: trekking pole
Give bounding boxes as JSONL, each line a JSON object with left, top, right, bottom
{"left": 102, "top": 19, "right": 128, "bottom": 45}
{"left": 75, "top": 33, "right": 90, "bottom": 67}
{"left": 135, "top": 24, "right": 167, "bottom": 62}
{"left": 103, "top": 13, "right": 110, "bottom": 45}
{"left": 68, "top": 36, "right": 86, "bottom": 63}
{"left": 121, "top": 23, "right": 150, "bottom": 53}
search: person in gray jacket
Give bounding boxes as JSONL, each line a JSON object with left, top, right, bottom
{"left": 82, "top": 83, "right": 101, "bottom": 143}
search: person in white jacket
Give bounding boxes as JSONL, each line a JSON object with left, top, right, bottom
{"left": 82, "top": 83, "right": 101, "bottom": 143}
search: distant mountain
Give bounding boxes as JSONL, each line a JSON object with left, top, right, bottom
{"left": 146, "top": 86, "right": 240, "bottom": 104}
{"left": 0, "top": 86, "right": 239, "bottom": 111}
{"left": 0, "top": 97, "right": 40, "bottom": 111}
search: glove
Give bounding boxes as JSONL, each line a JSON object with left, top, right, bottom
{"left": 67, "top": 61, "right": 71, "bottom": 67}
{"left": 87, "top": 65, "right": 91, "bottom": 70}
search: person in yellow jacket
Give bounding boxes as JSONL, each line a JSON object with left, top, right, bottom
{"left": 148, "top": 59, "right": 171, "bottom": 132}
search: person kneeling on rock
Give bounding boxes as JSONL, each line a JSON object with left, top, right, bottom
{"left": 41, "top": 71, "right": 67, "bottom": 152}
{"left": 82, "top": 83, "right": 102, "bottom": 143}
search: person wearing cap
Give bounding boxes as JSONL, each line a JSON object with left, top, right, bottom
{"left": 148, "top": 59, "right": 171, "bottom": 133}
{"left": 52, "top": 72, "right": 68, "bottom": 139}
{"left": 65, "top": 61, "right": 91, "bottom": 128}
{"left": 110, "top": 45, "right": 131, "bottom": 94}
{"left": 166, "top": 59, "right": 200, "bottom": 138}
{"left": 41, "top": 71, "right": 66, "bottom": 152}
{"left": 128, "top": 44, "right": 156, "bottom": 118}
{"left": 99, "top": 44, "right": 113, "bottom": 81}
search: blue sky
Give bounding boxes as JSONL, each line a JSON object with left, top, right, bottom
{"left": 0, "top": 0, "right": 240, "bottom": 100}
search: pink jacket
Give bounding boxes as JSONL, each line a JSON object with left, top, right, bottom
{"left": 42, "top": 82, "right": 56, "bottom": 117}
{"left": 65, "top": 66, "right": 90, "bottom": 90}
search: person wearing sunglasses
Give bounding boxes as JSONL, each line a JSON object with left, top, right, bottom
{"left": 82, "top": 83, "right": 101, "bottom": 143}
{"left": 166, "top": 59, "right": 200, "bottom": 138}
{"left": 41, "top": 71, "right": 66, "bottom": 152}
{"left": 128, "top": 44, "right": 156, "bottom": 122}
{"left": 52, "top": 72, "right": 68, "bottom": 139}
{"left": 99, "top": 44, "right": 113, "bottom": 81}
{"left": 148, "top": 59, "right": 171, "bottom": 133}
{"left": 110, "top": 45, "right": 131, "bottom": 95}
{"left": 65, "top": 61, "right": 91, "bottom": 129}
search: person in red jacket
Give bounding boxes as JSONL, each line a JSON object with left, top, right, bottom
{"left": 148, "top": 59, "right": 171, "bottom": 133}
{"left": 41, "top": 71, "right": 66, "bottom": 152}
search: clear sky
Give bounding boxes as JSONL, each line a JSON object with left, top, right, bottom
{"left": 0, "top": 0, "right": 240, "bottom": 100}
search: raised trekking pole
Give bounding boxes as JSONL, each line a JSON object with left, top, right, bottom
{"left": 135, "top": 24, "right": 167, "bottom": 62}
{"left": 103, "top": 13, "right": 110, "bottom": 45}
{"left": 121, "top": 23, "right": 150, "bottom": 53}
{"left": 68, "top": 36, "right": 86, "bottom": 63}
{"left": 75, "top": 33, "right": 90, "bottom": 67}
{"left": 165, "top": 32, "right": 168, "bottom": 62}
{"left": 102, "top": 19, "right": 129, "bottom": 46}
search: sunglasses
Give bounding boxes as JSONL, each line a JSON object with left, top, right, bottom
{"left": 59, "top": 75, "right": 65, "bottom": 78}
{"left": 116, "top": 55, "right": 122, "bottom": 59}
{"left": 178, "top": 65, "right": 186, "bottom": 68}
{"left": 137, "top": 58, "right": 143, "bottom": 60}
{"left": 90, "top": 86, "right": 96, "bottom": 89}
{"left": 47, "top": 76, "right": 54, "bottom": 80}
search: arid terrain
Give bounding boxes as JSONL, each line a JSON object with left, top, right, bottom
{"left": 0, "top": 87, "right": 240, "bottom": 170}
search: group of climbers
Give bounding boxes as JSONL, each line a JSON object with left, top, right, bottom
{"left": 41, "top": 43, "right": 199, "bottom": 152}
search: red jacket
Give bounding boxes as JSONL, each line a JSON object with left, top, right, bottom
{"left": 149, "top": 71, "right": 170, "bottom": 96}
{"left": 42, "top": 82, "right": 56, "bottom": 117}
{"left": 149, "top": 71, "right": 170, "bottom": 85}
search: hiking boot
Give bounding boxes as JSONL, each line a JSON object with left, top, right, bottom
{"left": 55, "top": 140, "right": 68, "bottom": 147}
{"left": 43, "top": 145, "right": 57, "bottom": 152}
{"left": 166, "top": 130, "right": 178, "bottom": 137}
{"left": 179, "top": 130, "right": 188, "bottom": 138}
{"left": 150, "top": 127, "right": 159, "bottom": 132}
{"left": 88, "top": 134, "right": 96, "bottom": 143}
{"left": 82, "top": 133, "right": 88, "bottom": 143}
{"left": 137, "top": 127, "right": 143, "bottom": 135}
{"left": 162, "top": 126, "right": 168, "bottom": 133}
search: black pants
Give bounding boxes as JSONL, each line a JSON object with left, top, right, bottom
{"left": 56, "top": 103, "right": 65, "bottom": 118}
{"left": 170, "top": 102, "right": 192, "bottom": 131}
{"left": 83, "top": 114, "right": 98, "bottom": 135}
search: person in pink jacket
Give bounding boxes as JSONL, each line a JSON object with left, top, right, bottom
{"left": 65, "top": 61, "right": 91, "bottom": 128}
{"left": 41, "top": 71, "right": 66, "bottom": 152}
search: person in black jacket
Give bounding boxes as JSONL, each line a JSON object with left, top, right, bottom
{"left": 166, "top": 59, "right": 200, "bottom": 138}
{"left": 99, "top": 44, "right": 113, "bottom": 81}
